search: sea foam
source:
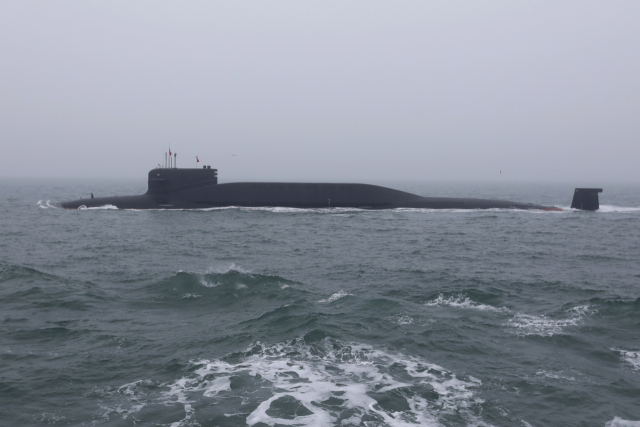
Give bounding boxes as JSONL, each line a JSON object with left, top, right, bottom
{"left": 612, "top": 348, "right": 640, "bottom": 371}
{"left": 105, "top": 338, "right": 487, "bottom": 427}
{"left": 426, "top": 294, "right": 593, "bottom": 337}
{"left": 506, "top": 306, "right": 590, "bottom": 337}
{"left": 425, "top": 293, "right": 509, "bottom": 313}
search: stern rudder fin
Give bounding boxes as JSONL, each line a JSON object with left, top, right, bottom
{"left": 571, "top": 188, "right": 602, "bottom": 210}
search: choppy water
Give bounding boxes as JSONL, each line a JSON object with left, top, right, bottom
{"left": 1, "top": 179, "right": 640, "bottom": 427}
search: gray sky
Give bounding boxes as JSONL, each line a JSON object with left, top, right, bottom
{"left": 1, "top": 1, "right": 639, "bottom": 182}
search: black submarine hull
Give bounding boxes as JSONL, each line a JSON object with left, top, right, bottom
{"left": 60, "top": 168, "right": 567, "bottom": 211}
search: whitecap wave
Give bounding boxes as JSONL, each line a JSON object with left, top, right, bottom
{"left": 318, "top": 291, "right": 350, "bottom": 303}
{"left": 425, "top": 294, "right": 510, "bottom": 313}
{"left": 181, "top": 293, "right": 202, "bottom": 299}
{"left": 157, "top": 338, "right": 487, "bottom": 427}
{"left": 506, "top": 304, "right": 594, "bottom": 337}
{"left": 605, "top": 417, "right": 640, "bottom": 427}
{"left": 198, "top": 277, "right": 219, "bottom": 288}
{"left": 535, "top": 370, "right": 575, "bottom": 381}
{"left": 612, "top": 348, "right": 640, "bottom": 371}
{"left": 425, "top": 296, "right": 592, "bottom": 337}
{"left": 206, "top": 263, "right": 252, "bottom": 275}
{"left": 388, "top": 314, "right": 414, "bottom": 325}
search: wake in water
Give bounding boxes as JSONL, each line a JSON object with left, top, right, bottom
{"left": 38, "top": 198, "right": 640, "bottom": 214}
{"left": 99, "top": 337, "right": 489, "bottom": 427}
{"left": 78, "top": 204, "right": 119, "bottom": 210}
{"left": 36, "top": 200, "right": 57, "bottom": 209}
{"left": 597, "top": 205, "right": 640, "bottom": 213}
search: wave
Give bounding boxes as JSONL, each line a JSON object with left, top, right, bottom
{"left": 387, "top": 314, "right": 414, "bottom": 325}
{"left": 425, "top": 293, "right": 510, "bottom": 313}
{"left": 612, "top": 348, "right": 640, "bottom": 371}
{"left": 534, "top": 370, "right": 576, "bottom": 381}
{"left": 0, "top": 264, "right": 109, "bottom": 316}
{"left": 506, "top": 305, "right": 593, "bottom": 337}
{"left": 141, "top": 265, "right": 303, "bottom": 307}
{"left": 100, "top": 336, "right": 488, "bottom": 426}
{"left": 587, "top": 297, "right": 640, "bottom": 319}
{"left": 204, "top": 263, "right": 253, "bottom": 275}
{"left": 0, "top": 263, "right": 54, "bottom": 282}
{"left": 318, "top": 291, "right": 351, "bottom": 303}
{"left": 605, "top": 417, "right": 640, "bottom": 427}
{"left": 424, "top": 293, "right": 594, "bottom": 337}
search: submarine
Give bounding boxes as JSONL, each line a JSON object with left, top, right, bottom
{"left": 60, "top": 161, "right": 603, "bottom": 211}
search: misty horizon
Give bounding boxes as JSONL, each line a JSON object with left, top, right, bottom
{"left": 1, "top": 1, "right": 639, "bottom": 183}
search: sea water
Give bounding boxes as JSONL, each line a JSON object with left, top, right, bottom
{"left": 1, "top": 179, "right": 640, "bottom": 426}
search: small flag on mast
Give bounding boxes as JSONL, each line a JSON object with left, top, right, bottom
{"left": 169, "top": 148, "right": 172, "bottom": 156}
{"left": 196, "top": 156, "right": 199, "bottom": 162}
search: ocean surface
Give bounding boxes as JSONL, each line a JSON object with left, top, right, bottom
{"left": 1, "top": 178, "right": 640, "bottom": 427}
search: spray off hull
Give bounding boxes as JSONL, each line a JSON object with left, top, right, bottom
{"left": 60, "top": 168, "right": 571, "bottom": 211}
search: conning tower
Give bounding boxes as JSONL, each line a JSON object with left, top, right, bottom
{"left": 148, "top": 166, "right": 218, "bottom": 194}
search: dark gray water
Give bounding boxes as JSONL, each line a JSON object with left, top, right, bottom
{"left": 2, "top": 179, "right": 640, "bottom": 427}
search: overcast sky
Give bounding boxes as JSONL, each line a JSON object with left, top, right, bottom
{"left": 1, "top": 1, "right": 638, "bottom": 182}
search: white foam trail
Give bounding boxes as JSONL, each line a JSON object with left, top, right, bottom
{"left": 161, "top": 206, "right": 570, "bottom": 214}
{"left": 191, "top": 206, "right": 370, "bottom": 213}
{"left": 561, "top": 205, "right": 640, "bottom": 214}
{"left": 598, "top": 205, "right": 640, "bottom": 213}
{"left": 394, "top": 207, "right": 562, "bottom": 214}
{"left": 318, "top": 291, "right": 350, "bottom": 303}
{"left": 425, "top": 294, "right": 510, "bottom": 313}
{"left": 612, "top": 348, "right": 640, "bottom": 371}
{"left": 181, "top": 293, "right": 202, "bottom": 299}
{"left": 36, "top": 200, "right": 58, "bottom": 209}
{"left": 605, "top": 417, "right": 640, "bottom": 427}
{"left": 158, "top": 339, "right": 487, "bottom": 427}
{"left": 78, "top": 204, "right": 119, "bottom": 210}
